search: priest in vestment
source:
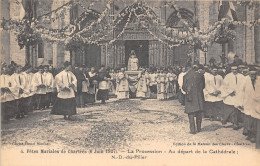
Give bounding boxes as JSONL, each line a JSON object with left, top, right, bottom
{"left": 116, "top": 68, "right": 129, "bottom": 99}
{"left": 127, "top": 50, "right": 139, "bottom": 71}
{"left": 136, "top": 69, "right": 150, "bottom": 98}
{"left": 51, "top": 61, "right": 77, "bottom": 120}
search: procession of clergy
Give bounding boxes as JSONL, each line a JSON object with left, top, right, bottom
{"left": 1, "top": 53, "right": 260, "bottom": 149}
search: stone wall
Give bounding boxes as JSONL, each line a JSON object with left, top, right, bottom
{"left": 2, "top": 0, "right": 259, "bottom": 68}
{"left": 1, "top": 0, "right": 10, "bottom": 64}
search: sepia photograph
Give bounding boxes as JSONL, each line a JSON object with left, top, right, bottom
{"left": 1, "top": 0, "right": 260, "bottom": 165}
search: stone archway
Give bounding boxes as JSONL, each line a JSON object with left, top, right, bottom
{"left": 71, "top": 9, "right": 107, "bottom": 68}
{"left": 166, "top": 8, "right": 195, "bottom": 66}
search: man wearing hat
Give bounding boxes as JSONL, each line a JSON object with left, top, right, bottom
{"left": 232, "top": 55, "right": 243, "bottom": 66}
{"left": 182, "top": 64, "right": 205, "bottom": 134}
{"left": 51, "top": 61, "right": 77, "bottom": 120}
{"left": 221, "top": 66, "right": 245, "bottom": 130}
{"left": 32, "top": 65, "right": 46, "bottom": 110}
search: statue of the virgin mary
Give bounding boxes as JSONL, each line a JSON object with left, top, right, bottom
{"left": 127, "top": 50, "right": 139, "bottom": 71}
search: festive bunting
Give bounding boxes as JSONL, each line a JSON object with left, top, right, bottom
{"left": 1, "top": 1, "right": 260, "bottom": 50}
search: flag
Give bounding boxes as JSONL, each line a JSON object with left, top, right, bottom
{"left": 218, "top": 0, "right": 238, "bottom": 21}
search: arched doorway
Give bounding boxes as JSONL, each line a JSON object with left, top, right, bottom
{"left": 115, "top": 2, "right": 158, "bottom": 68}
{"left": 125, "top": 40, "right": 149, "bottom": 68}
{"left": 70, "top": 8, "right": 107, "bottom": 68}
{"left": 166, "top": 8, "right": 195, "bottom": 66}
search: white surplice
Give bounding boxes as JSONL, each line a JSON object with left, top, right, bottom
{"left": 32, "top": 72, "right": 46, "bottom": 94}
{"left": 0, "top": 74, "right": 16, "bottom": 102}
{"left": 203, "top": 73, "right": 223, "bottom": 102}
{"left": 178, "top": 72, "right": 186, "bottom": 94}
{"left": 149, "top": 73, "right": 158, "bottom": 86}
{"left": 10, "top": 73, "right": 25, "bottom": 99}
{"left": 221, "top": 73, "right": 246, "bottom": 107}
{"left": 55, "top": 70, "right": 77, "bottom": 99}
{"left": 252, "top": 76, "right": 260, "bottom": 120}
{"left": 21, "top": 72, "right": 34, "bottom": 98}
{"left": 44, "top": 72, "right": 54, "bottom": 93}
{"left": 243, "top": 76, "right": 256, "bottom": 116}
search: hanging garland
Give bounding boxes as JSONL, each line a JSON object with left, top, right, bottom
{"left": 1, "top": 0, "right": 260, "bottom": 49}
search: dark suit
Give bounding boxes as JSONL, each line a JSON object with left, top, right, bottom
{"left": 72, "top": 68, "right": 85, "bottom": 107}
{"left": 182, "top": 69, "right": 205, "bottom": 134}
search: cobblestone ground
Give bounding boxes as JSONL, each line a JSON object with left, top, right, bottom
{"left": 1, "top": 98, "right": 257, "bottom": 151}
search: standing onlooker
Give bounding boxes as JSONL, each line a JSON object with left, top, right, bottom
{"left": 85, "top": 67, "right": 98, "bottom": 104}
{"left": 182, "top": 65, "right": 205, "bottom": 134}
{"left": 177, "top": 67, "right": 186, "bottom": 105}
{"left": 232, "top": 55, "right": 243, "bottom": 66}
{"left": 82, "top": 65, "right": 90, "bottom": 106}
{"left": 96, "top": 66, "right": 111, "bottom": 104}
{"left": 72, "top": 65, "right": 85, "bottom": 108}
{"left": 51, "top": 61, "right": 77, "bottom": 120}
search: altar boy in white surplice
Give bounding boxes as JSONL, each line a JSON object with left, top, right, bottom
{"left": 1, "top": 66, "right": 16, "bottom": 121}
{"left": 51, "top": 61, "right": 77, "bottom": 120}
{"left": 32, "top": 65, "right": 46, "bottom": 110}
{"left": 43, "top": 65, "right": 54, "bottom": 108}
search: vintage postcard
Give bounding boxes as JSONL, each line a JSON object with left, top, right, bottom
{"left": 1, "top": 0, "right": 260, "bottom": 165}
